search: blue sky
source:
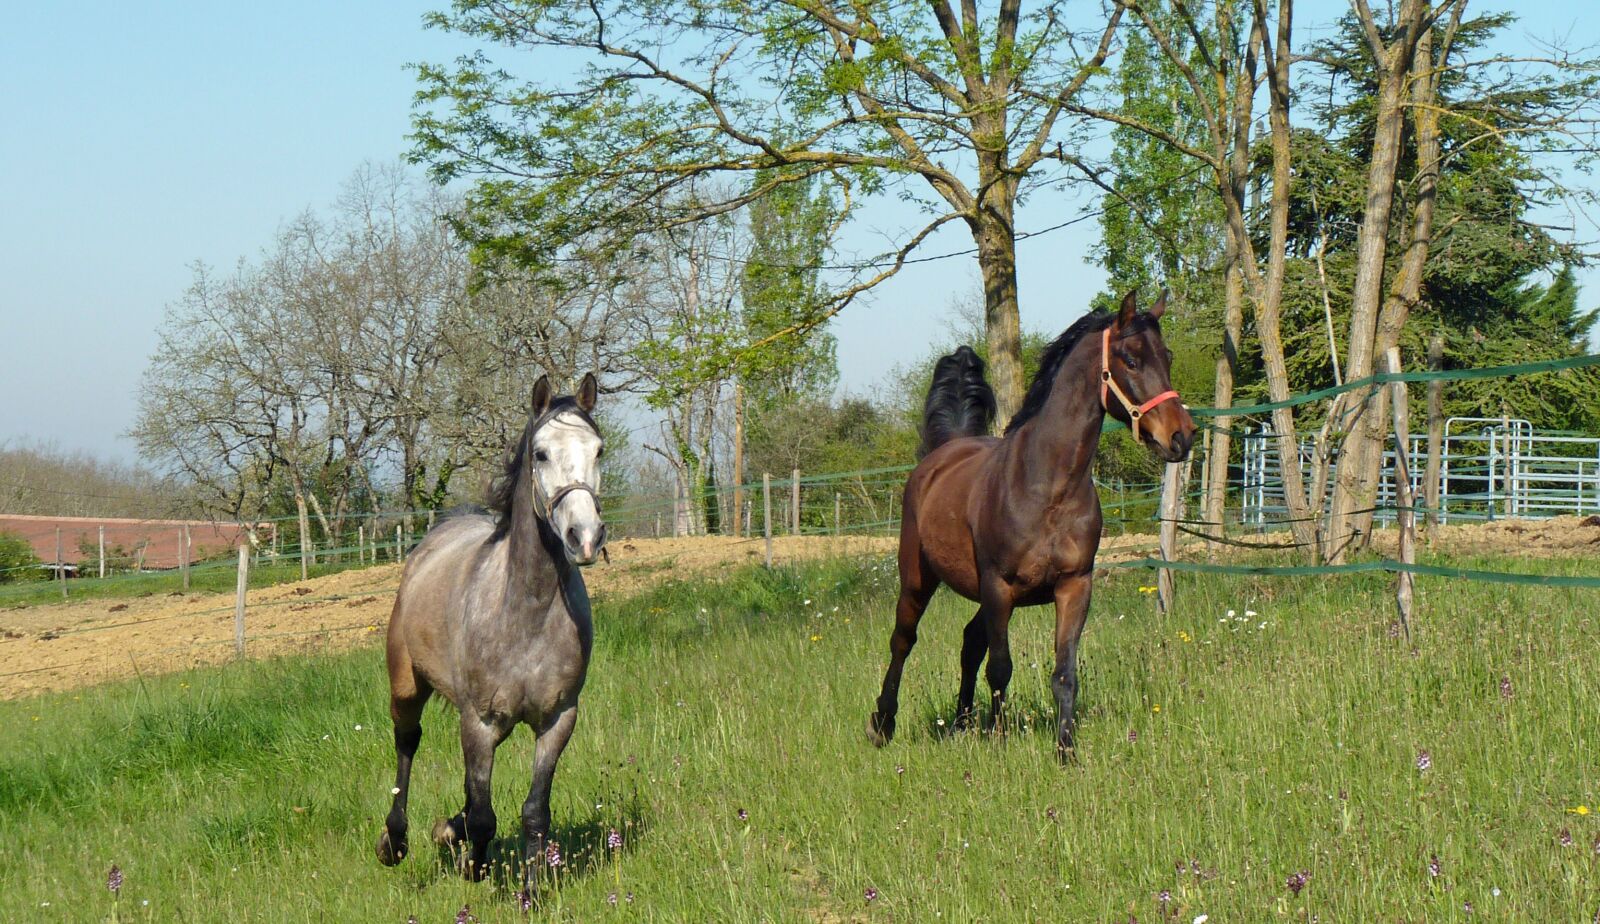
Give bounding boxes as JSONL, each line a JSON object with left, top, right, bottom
{"left": 2, "top": 1, "right": 1595, "bottom": 464}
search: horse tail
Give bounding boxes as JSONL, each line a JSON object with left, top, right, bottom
{"left": 917, "top": 345, "right": 997, "bottom": 459}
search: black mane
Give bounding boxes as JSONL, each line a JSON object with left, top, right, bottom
{"left": 486, "top": 396, "right": 590, "bottom": 531}
{"left": 1004, "top": 310, "right": 1119, "bottom": 435}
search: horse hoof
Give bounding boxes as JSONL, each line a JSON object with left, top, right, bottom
{"left": 865, "top": 712, "right": 895, "bottom": 747}
{"left": 376, "top": 828, "right": 407, "bottom": 866}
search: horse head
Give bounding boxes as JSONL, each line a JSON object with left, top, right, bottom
{"left": 1102, "top": 289, "right": 1196, "bottom": 463}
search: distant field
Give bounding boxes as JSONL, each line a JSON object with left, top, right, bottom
{"left": 1, "top": 553, "right": 1596, "bottom": 921}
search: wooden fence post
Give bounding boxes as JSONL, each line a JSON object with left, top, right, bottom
{"left": 181, "top": 525, "right": 191, "bottom": 591}
{"left": 428, "top": 509, "right": 436, "bottom": 532}
{"left": 791, "top": 468, "right": 801, "bottom": 536}
{"left": 56, "top": 527, "right": 65, "bottom": 600}
{"left": 98, "top": 525, "right": 106, "bottom": 579}
{"left": 235, "top": 544, "right": 250, "bottom": 657}
{"left": 1388, "top": 347, "right": 1416, "bottom": 637}
{"left": 396, "top": 525, "right": 404, "bottom": 564}
{"left": 835, "top": 492, "right": 842, "bottom": 537}
{"left": 763, "top": 473, "right": 773, "bottom": 567}
{"left": 1157, "top": 463, "right": 1185, "bottom": 615}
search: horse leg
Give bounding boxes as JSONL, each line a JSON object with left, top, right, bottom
{"left": 376, "top": 679, "right": 431, "bottom": 866}
{"left": 981, "top": 578, "right": 1016, "bottom": 733}
{"left": 520, "top": 704, "right": 579, "bottom": 880}
{"left": 867, "top": 555, "right": 937, "bottom": 746}
{"left": 1051, "top": 573, "right": 1093, "bottom": 762}
{"left": 953, "top": 608, "right": 987, "bottom": 730}
{"left": 451, "top": 710, "right": 511, "bottom": 880}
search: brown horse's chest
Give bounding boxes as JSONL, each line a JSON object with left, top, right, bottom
{"left": 1007, "top": 503, "right": 1099, "bottom": 591}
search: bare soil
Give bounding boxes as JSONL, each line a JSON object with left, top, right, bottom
{"left": 5, "top": 516, "right": 1576, "bottom": 701}
{"left": 0, "top": 534, "right": 891, "bottom": 699}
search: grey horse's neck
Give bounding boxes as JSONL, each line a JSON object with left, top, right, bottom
{"left": 505, "top": 447, "right": 570, "bottom": 610}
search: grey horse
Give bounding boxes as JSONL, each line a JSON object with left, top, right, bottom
{"left": 376, "top": 373, "right": 606, "bottom": 880}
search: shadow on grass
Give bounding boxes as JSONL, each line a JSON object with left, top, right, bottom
{"left": 420, "top": 793, "right": 650, "bottom": 905}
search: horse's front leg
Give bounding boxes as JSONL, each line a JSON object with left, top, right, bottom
{"left": 1051, "top": 573, "right": 1093, "bottom": 762}
{"left": 457, "top": 711, "right": 511, "bottom": 880}
{"left": 520, "top": 704, "right": 579, "bottom": 880}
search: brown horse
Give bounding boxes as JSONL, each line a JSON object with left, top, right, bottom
{"left": 867, "top": 289, "right": 1195, "bottom": 759}
{"left": 376, "top": 373, "right": 606, "bottom": 880}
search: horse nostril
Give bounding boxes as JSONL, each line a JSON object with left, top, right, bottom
{"left": 565, "top": 527, "right": 580, "bottom": 549}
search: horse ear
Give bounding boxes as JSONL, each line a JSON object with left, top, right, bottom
{"left": 1149, "top": 288, "right": 1169, "bottom": 320}
{"left": 577, "top": 372, "right": 598, "bottom": 413}
{"left": 1116, "top": 288, "right": 1139, "bottom": 328}
{"left": 530, "top": 374, "right": 552, "bottom": 417}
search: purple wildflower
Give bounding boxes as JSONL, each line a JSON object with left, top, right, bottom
{"left": 625, "top": 892, "right": 635, "bottom": 903}
{"left": 1045, "top": 806, "right": 1059, "bottom": 821}
{"left": 864, "top": 886, "right": 879, "bottom": 902}
{"left": 607, "top": 892, "right": 619, "bottom": 906}
{"left": 1428, "top": 854, "right": 1442, "bottom": 879}
{"left": 455, "top": 905, "right": 476, "bottom": 924}
{"left": 894, "top": 765, "right": 906, "bottom": 776}
{"left": 1416, "top": 750, "right": 1432, "bottom": 772}
{"left": 407, "top": 917, "right": 419, "bottom": 924}
{"left": 1388, "top": 621, "right": 1401, "bottom": 639}
{"left": 1286, "top": 869, "right": 1309, "bottom": 896}
{"left": 545, "top": 840, "right": 563, "bottom": 868}
{"left": 516, "top": 889, "right": 532, "bottom": 913}
{"left": 607, "top": 828, "right": 623, "bottom": 851}
{"left": 1190, "top": 859, "right": 1202, "bottom": 876}
{"left": 1128, "top": 729, "right": 1139, "bottom": 743}
{"left": 106, "top": 864, "right": 123, "bottom": 896}
{"left": 1499, "top": 676, "right": 1513, "bottom": 699}
{"left": 1464, "top": 901, "right": 1474, "bottom": 914}
{"left": 1592, "top": 833, "right": 1600, "bottom": 855}
{"left": 1157, "top": 889, "right": 1172, "bottom": 905}
{"left": 1560, "top": 828, "right": 1575, "bottom": 847}
{"left": 736, "top": 807, "right": 749, "bottom": 821}
{"left": 962, "top": 770, "right": 973, "bottom": 785}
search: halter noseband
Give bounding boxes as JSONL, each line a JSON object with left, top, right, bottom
{"left": 1100, "top": 327, "right": 1181, "bottom": 441}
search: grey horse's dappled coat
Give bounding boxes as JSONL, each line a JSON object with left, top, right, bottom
{"left": 376, "top": 373, "right": 605, "bottom": 881}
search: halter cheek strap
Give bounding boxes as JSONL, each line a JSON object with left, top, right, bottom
{"left": 1101, "top": 327, "right": 1181, "bottom": 441}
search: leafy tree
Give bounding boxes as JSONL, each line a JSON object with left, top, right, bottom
{"left": 0, "top": 531, "right": 40, "bottom": 584}
{"left": 411, "top": 0, "right": 1126, "bottom": 425}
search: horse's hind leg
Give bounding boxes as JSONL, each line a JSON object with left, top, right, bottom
{"left": 867, "top": 549, "right": 937, "bottom": 747}
{"left": 377, "top": 664, "right": 431, "bottom": 865}
{"left": 953, "top": 608, "right": 987, "bottom": 730}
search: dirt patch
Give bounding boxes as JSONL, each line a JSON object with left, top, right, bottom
{"left": 0, "top": 534, "right": 891, "bottom": 700}
{"left": 8, "top": 516, "right": 1559, "bottom": 701}
{"left": 1366, "top": 513, "right": 1600, "bottom": 559}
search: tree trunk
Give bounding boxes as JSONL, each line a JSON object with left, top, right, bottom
{"left": 1325, "top": 0, "right": 1431, "bottom": 563}
{"left": 974, "top": 191, "right": 1024, "bottom": 429}
{"left": 731, "top": 380, "right": 745, "bottom": 536}
{"left": 1203, "top": 264, "right": 1245, "bottom": 542}
{"left": 1254, "top": 0, "right": 1317, "bottom": 548}
{"left": 292, "top": 478, "right": 313, "bottom": 577}
{"left": 1423, "top": 330, "right": 1445, "bottom": 533}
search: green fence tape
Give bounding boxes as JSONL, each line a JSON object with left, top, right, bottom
{"left": 1106, "top": 555, "right": 1600, "bottom": 588}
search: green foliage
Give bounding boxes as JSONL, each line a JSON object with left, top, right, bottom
{"left": 0, "top": 532, "right": 39, "bottom": 584}
{"left": 740, "top": 173, "right": 841, "bottom": 407}
{"left": 4, "top": 555, "right": 1599, "bottom": 919}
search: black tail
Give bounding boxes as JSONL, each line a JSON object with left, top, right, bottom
{"left": 918, "top": 346, "right": 997, "bottom": 459}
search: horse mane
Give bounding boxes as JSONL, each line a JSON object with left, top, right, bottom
{"left": 1004, "top": 310, "right": 1120, "bottom": 436}
{"left": 918, "top": 345, "right": 997, "bottom": 458}
{"left": 486, "top": 395, "right": 586, "bottom": 534}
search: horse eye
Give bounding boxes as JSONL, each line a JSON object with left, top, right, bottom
{"left": 1122, "top": 352, "right": 1142, "bottom": 370}
{"left": 596, "top": 446, "right": 605, "bottom": 460}
{"left": 534, "top": 450, "right": 549, "bottom": 463}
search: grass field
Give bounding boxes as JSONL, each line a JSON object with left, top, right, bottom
{"left": 2, "top": 552, "right": 1597, "bottom": 921}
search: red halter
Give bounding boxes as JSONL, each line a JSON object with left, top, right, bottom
{"left": 1100, "top": 327, "right": 1181, "bottom": 441}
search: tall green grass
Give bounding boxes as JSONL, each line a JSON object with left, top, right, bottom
{"left": 1, "top": 554, "right": 1596, "bottom": 921}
